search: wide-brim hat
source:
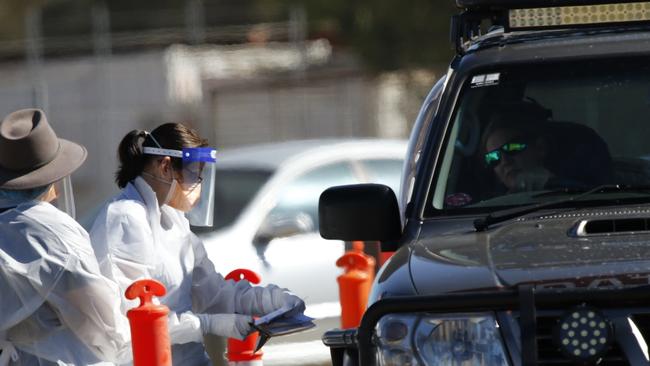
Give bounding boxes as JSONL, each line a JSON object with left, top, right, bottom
{"left": 0, "top": 109, "right": 87, "bottom": 190}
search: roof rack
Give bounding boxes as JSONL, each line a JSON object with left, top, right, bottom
{"left": 451, "top": 0, "right": 650, "bottom": 54}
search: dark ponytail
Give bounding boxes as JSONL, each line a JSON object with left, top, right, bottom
{"left": 115, "top": 129, "right": 149, "bottom": 188}
{"left": 114, "top": 123, "right": 208, "bottom": 188}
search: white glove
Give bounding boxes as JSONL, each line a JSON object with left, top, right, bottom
{"left": 202, "top": 279, "right": 307, "bottom": 318}
{"left": 197, "top": 313, "right": 254, "bottom": 340}
{"left": 251, "top": 284, "right": 306, "bottom": 317}
{"left": 273, "top": 290, "right": 306, "bottom": 318}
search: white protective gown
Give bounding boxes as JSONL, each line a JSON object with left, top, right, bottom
{"left": 89, "top": 177, "right": 272, "bottom": 366}
{"left": 0, "top": 201, "right": 130, "bottom": 366}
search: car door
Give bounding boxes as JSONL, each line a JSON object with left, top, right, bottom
{"left": 254, "top": 160, "right": 358, "bottom": 305}
{"left": 255, "top": 157, "right": 405, "bottom": 306}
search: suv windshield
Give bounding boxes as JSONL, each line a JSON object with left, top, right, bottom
{"left": 428, "top": 57, "right": 650, "bottom": 216}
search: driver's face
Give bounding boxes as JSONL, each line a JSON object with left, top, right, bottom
{"left": 486, "top": 128, "right": 544, "bottom": 190}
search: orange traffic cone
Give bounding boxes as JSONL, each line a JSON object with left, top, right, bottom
{"left": 226, "top": 269, "right": 263, "bottom": 366}
{"left": 125, "top": 279, "right": 172, "bottom": 366}
{"left": 336, "top": 241, "right": 376, "bottom": 329}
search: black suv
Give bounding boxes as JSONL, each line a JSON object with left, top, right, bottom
{"left": 319, "top": 1, "right": 650, "bottom": 365}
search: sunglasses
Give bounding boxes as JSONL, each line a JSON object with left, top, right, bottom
{"left": 484, "top": 142, "right": 528, "bottom": 167}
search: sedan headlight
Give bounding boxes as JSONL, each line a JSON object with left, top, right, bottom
{"left": 375, "top": 313, "right": 510, "bottom": 366}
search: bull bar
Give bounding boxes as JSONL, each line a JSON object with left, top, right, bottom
{"left": 322, "top": 285, "right": 650, "bottom": 366}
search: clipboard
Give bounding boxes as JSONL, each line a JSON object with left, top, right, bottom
{"left": 251, "top": 313, "right": 316, "bottom": 352}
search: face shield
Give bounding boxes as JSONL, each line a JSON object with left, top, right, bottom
{"left": 143, "top": 146, "right": 217, "bottom": 226}
{"left": 0, "top": 177, "right": 76, "bottom": 218}
{"left": 41, "top": 177, "right": 76, "bottom": 218}
{"left": 181, "top": 147, "right": 217, "bottom": 226}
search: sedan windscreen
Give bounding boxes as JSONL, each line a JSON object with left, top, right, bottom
{"left": 427, "top": 57, "right": 650, "bottom": 216}
{"left": 210, "top": 168, "right": 273, "bottom": 230}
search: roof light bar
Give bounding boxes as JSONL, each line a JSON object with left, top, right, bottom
{"left": 510, "top": 2, "right": 650, "bottom": 29}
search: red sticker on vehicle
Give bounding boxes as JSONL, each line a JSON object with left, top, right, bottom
{"left": 445, "top": 192, "right": 473, "bottom": 207}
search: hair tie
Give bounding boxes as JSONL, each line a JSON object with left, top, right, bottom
{"left": 135, "top": 131, "right": 151, "bottom": 154}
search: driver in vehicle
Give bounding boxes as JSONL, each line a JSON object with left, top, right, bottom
{"left": 481, "top": 101, "right": 581, "bottom": 193}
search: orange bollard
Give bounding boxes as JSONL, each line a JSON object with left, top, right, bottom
{"left": 379, "top": 251, "right": 395, "bottom": 267}
{"left": 336, "top": 241, "right": 376, "bottom": 329}
{"left": 225, "top": 269, "right": 263, "bottom": 366}
{"left": 125, "top": 279, "right": 172, "bottom": 366}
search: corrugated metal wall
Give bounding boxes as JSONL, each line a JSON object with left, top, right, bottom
{"left": 208, "top": 73, "right": 377, "bottom": 148}
{"left": 0, "top": 51, "right": 172, "bottom": 219}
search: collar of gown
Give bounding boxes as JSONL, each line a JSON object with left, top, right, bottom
{"left": 132, "top": 176, "right": 183, "bottom": 230}
{"left": 133, "top": 176, "right": 162, "bottom": 217}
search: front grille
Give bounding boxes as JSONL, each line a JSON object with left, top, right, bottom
{"left": 534, "top": 314, "right": 628, "bottom": 366}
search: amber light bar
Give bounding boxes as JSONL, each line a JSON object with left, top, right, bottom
{"left": 509, "top": 2, "right": 650, "bottom": 29}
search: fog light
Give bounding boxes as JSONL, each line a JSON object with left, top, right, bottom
{"left": 554, "top": 306, "right": 612, "bottom": 361}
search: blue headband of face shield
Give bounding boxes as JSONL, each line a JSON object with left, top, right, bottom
{"left": 142, "top": 146, "right": 218, "bottom": 227}
{"left": 181, "top": 147, "right": 217, "bottom": 163}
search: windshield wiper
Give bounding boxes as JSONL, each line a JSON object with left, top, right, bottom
{"left": 473, "top": 184, "right": 650, "bottom": 232}
{"left": 531, "top": 185, "right": 650, "bottom": 198}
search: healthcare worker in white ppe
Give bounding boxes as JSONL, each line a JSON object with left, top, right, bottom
{"left": 0, "top": 109, "right": 129, "bottom": 365}
{"left": 90, "top": 123, "right": 305, "bottom": 365}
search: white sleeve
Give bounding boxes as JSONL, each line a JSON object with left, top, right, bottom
{"left": 24, "top": 217, "right": 132, "bottom": 364}
{"left": 190, "top": 235, "right": 286, "bottom": 316}
{"left": 90, "top": 205, "right": 204, "bottom": 347}
{"left": 46, "top": 254, "right": 132, "bottom": 363}
{"left": 91, "top": 204, "right": 158, "bottom": 313}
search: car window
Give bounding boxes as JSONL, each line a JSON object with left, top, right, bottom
{"left": 266, "top": 162, "right": 357, "bottom": 233}
{"left": 360, "top": 158, "right": 403, "bottom": 195}
{"left": 401, "top": 75, "right": 446, "bottom": 220}
{"left": 426, "top": 57, "right": 650, "bottom": 216}
{"left": 210, "top": 168, "right": 273, "bottom": 231}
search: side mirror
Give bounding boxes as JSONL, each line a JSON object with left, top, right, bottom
{"left": 254, "top": 212, "right": 314, "bottom": 245}
{"left": 319, "top": 184, "right": 401, "bottom": 244}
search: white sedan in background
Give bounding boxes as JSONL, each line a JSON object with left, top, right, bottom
{"left": 194, "top": 139, "right": 406, "bottom": 316}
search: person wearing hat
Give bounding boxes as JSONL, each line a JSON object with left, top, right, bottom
{"left": 0, "top": 109, "right": 129, "bottom": 365}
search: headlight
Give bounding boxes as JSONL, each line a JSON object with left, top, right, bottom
{"left": 375, "top": 313, "right": 510, "bottom": 366}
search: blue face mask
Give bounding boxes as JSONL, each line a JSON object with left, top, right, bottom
{"left": 0, "top": 186, "right": 49, "bottom": 208}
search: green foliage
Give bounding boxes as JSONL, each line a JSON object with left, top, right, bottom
{"left": 0, "top": 0, "right": 47, "bottom": 40}
{"left": 2, "top": 0, "right": 458, "bottom": 71}
{"left": 277, "top": 0, "right": 458, "bottom": 71}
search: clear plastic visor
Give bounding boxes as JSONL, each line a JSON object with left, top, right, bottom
{"left": 184, "top": 162, "right": 216, "bottom": 227}
{"left": 183, "top": 147, "right": 217, "bottom": 226}
{"left": 182, "top": 147, "right": 217, "bottom": 227}
{"left": 143, "top": 146, "right": 217, "bottom": 226}
{"left": 41, "top": 177, "right": 76, "bottom": 218}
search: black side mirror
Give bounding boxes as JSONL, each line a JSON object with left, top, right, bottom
{"left": 319, "top": 184, "right": 401, "bottom": 243}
